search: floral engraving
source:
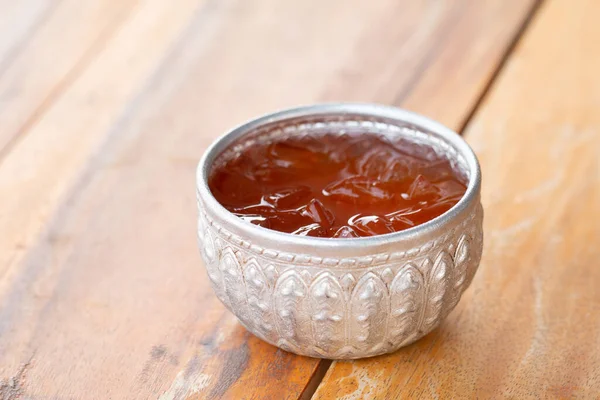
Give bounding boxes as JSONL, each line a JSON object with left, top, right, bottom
{"left": 309, "top": 272, "right": 346, "bottom": 353}
{"left": 221, "top": 248, "right": 248, "bottom": 321}
{"left": 389, "top": 264, "right": 424, "bottom": 345}
{"left": 196, "top": 197, "right": 483, "bottom": 359}
{"left": 447, "top": 234, "right": 471, "bottom": 310}
{"left": 244, "top": 258, "right": 274, "bottom": 339}
{"left": 274, "top": 271, "right": 310, "bottom": 347}
{"left": 421, "top": 252, "right": 450, "bottom": 333}
{"left": 454, "top": 234, "right": 470, "bottom": 287}
{"left": 350, "top": 272, "right": 389, "bottom": 352}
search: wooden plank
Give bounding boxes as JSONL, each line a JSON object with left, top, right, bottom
{"left": 0, "top": 0, "right": 210, "bottom": 393}
{"left": 0, "top": 0, "right": 55, "bottom": 70}
{"left": 0, "top": 0, "right": 536, "bottom": 398}
{"left": 0, "top": 0, "right": 139, "bottom": 156}
{"left": 313, "top": 0, "right": 600, "bottom": 398}
{"left": 0, "top": 0, "right": 207, "bottom": 292}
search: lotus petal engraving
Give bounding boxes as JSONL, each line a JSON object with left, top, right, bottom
{"left": 341, "top": 273, "right": 356, "bottom": 292}
{"left": 421, "top": 252, "right": 451, "bottom": 333}
{"left": 196, "top": 200, "right": 482, "bottom": 358}
{"left": 446, "top": 234, "right": 471, "bottom": 310}
{"left": 220, "top": 248, "right": 247, "bottom": 317}
{"left": 454, "top": 234, "right": 470, "bottom": 288}
{"left": 203, "top": 228, "right": 217, "bottom": 263}
{"left": 350, "top": 272, "right": 389, "bottom": 352}
{"left": 196, "top": 106, "right": 484, "bottom": 358}
{"left": 263, "top": 264, "right": 279, "bottom": 285}
{"left": 274, "top": 271, "right": 310, "bottom": 346}
{"left": 199, "top": 228, "right": 228, "bottom": 302}
{"left": 389, "top": 264, "right": 424, "bottom": 344}
{"left": 244, "top": 258, "right": 274, "bottom": 338}
{"left": 381, "top": 267, "right": 394, "bottom": 285}
{"left": 309, "top": 272, "right": 346, "bottom": 352}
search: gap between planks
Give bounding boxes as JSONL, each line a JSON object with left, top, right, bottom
{"left": 456, "top": 0, "right": 545, "bottom": 134}
{"left": 301, "top": 2, "right": 545, "bottom": 399}
{"left": 0, "top": 0, "right": 546, "bottom": 398}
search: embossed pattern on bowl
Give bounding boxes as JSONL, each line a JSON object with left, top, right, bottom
{"left": 196, "top": 104, "right": 483, "bottom": 359}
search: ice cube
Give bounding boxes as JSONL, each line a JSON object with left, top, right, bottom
{"left": 323, "top": 177, "right": 394, "bottom": 205}
{"left": 348, "top": 214, "right": 394, "bottom": 236}
{"left": 291, "top": 223, "right": 328, "bottom": 237}
{"left": 408, "top": 175, "right": 440, "bottom": 200}
{"left": 262, "top": 186, "right": 312, "bottom": 209}
{"left": 332, "top": 226, "right": 359, "bottom": 238}
{"left": 301, "top": 199, "right": 336, "bottom": 228}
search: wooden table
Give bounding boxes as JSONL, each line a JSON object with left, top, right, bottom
{"left": 1, "top": 0, "right": 599, "bottom": 398}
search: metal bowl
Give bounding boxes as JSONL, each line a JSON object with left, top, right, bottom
{"left": 196, "top": 103, "right": 483, "bottom": 359}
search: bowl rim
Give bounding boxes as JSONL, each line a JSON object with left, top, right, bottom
{"left": 196, "top": 103, "right": 481, "bottom": 251}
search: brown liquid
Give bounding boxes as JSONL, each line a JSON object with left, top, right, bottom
{"left": 209, "top": 132, "right": 467, "bottom": 238}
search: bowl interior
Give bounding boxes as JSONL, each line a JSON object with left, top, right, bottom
{"left": 197, "top": 104, "right": 481, "bottom": 254}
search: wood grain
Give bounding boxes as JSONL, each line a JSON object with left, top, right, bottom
{"left": 0, "top": 0, "right": 55, "bottom": 71}
{"left": 313, "top": 0, "right": 600, "bottom": 398}
{"left": 0, "top": 0, "right": 207, "bottom": 293}
{"left": 0, "top": 0, "right": 536, "bottom": 399}
{"left": 0, "top": 0, "right": 139, "bottom": 157}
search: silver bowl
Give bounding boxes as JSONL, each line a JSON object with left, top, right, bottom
{"left": 196, "top": 103, "right": 483, "bottom": 359}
